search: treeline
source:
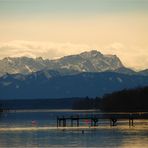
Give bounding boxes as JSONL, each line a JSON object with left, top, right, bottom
{"left": 73, "top": 86, "right": 148, "bottom": 112}
{"left": 100, "top": 86, "right": 148, "bottom": 112}
{"left": 0, "top": 86, "right": 148, "bottom": 112}
{"left": 72, "top": 97, "right": 101, "bottom": 110}
{"left": 0, "top": 98, "right": 80, "bottom": 110}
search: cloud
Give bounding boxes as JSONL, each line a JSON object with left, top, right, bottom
{"left": 0, "top": 40, "right": 148, "bottom": 70}
{"left": 102, "top": 42, "right": 148, "bottom": 70}
{"left": 0, "top": 40, "right": 91, "bottom": 59}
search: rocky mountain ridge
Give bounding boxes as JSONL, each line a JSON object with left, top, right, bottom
{"left": 0, "top": 50, "right": 125, "bottom": 76}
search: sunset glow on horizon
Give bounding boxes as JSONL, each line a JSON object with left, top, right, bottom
{"left": 0, "top": 0, "right": 148, "bottom": 70}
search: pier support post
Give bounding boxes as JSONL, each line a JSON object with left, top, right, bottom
{"left": 94, "top": 119, "right": 98, "bottom": 126}
{"left": 71, "top": 117, "right": 73, "bottom": 127}
{"left": 110, "top": 118, "right": 117, "bottom": 126}
{"left": 77, "top": 119, "right": 79, "bottom": 127}
{"left": 129, "top": 119, "right": 134, "bottom": 126}
{"left": 91, "top": 119, "right": 93, "bottom": 126}
{"left": 61, "top": 116, "right": 67, "bottom": 127}
{"left": 129, "top": 114, "right": 134, "bottom": 127}
{"left": 63, "top": 119, "right": 66, "bottom": 127}
{"left": 77, "top": 115, "right": 79, "bottom": 127}
{"left": 57, "top": 116, "right": 59, "bottom": 128}
{"left": 59, "top": 120, "right": 61, "bottom": 127}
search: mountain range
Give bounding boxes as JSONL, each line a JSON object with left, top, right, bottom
{"left": 0, "top": 50, "right": 130, "bottom": 76}
{"left": 0, "top": 50, "right": 148, "bottom": 99}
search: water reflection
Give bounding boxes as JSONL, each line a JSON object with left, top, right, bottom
{"left": 0, "top": 110, "right": 148, "bottom": 147}
{"left": 1, "top": 128, "right": 148, "bottom": 147}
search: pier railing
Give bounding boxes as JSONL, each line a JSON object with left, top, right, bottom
{"left": 57, "top": 113, "right": 148, "bottom": 127}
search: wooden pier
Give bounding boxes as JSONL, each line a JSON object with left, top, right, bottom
{"left": 57, "top": 113, "right": 148, "bottom": 127}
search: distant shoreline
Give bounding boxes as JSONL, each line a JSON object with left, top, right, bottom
{"left": 7, "top": 109, "right": 98, "bottom": 113}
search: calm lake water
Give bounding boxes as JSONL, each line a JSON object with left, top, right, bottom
{"left": 0, "top": 110, "right": 148, "bottom": 147}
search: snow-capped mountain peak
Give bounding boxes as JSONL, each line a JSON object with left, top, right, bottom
{"left": 0, "top": 50, "right": 125, "bottom": 76}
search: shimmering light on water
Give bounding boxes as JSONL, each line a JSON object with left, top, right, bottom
{"left": 0, "top": 110, "right": 148, "bottom": 147}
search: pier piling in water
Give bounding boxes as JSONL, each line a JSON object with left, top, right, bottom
{"left": 56, "top": 113, "right": 148, "bottom": 128}
{"left": 129, "top": 114, "right": 134, "bottom": 126}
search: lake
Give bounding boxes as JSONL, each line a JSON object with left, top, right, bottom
{"left": 0, "top": 110, "right": 148, "bottom": 147}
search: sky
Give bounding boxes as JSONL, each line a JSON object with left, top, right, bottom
{"left": 0, "top": 0, "right": 148, "bottom": 70}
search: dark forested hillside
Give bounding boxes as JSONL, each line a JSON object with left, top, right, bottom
{"left": 72, "top": 87, "right": 148, "bottom": 112}
{"left": 1, "top": 72, "right": 148, "bottom": 99}
{"left": 100, "top": 86, "right": 148, "bottom": 112}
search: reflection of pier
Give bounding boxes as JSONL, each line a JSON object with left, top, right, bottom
{"left": 57, "top": 113, "right": 148, "bottom": 127}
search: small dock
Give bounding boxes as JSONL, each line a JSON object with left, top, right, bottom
{"left": 57, "top": 113, "right": 148, "bottom": 127}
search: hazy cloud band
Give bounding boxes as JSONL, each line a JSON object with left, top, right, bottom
{"left": 0, "top": 40, "right": 147, "bottom": 70}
